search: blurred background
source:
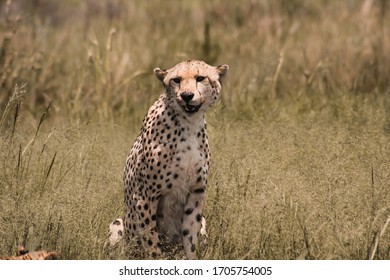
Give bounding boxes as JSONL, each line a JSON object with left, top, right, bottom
{"left": 1, "top": 0, "right": 389, "bottom": 121}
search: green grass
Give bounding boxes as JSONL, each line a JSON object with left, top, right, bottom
{"left": 1, "top": 0, "right": 390, "bottom": 259}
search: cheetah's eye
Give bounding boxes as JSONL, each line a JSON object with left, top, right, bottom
{"left": 196, "top": 76, "right": 206, "bottom": 82}
{"left": 172, "top": 77, "right": 181, "bottom": 84}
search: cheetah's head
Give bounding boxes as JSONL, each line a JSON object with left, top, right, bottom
{"left": 154, "top": 60, "right": 228, "bottom": 115}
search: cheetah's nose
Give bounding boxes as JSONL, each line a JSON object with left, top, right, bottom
{"left": 181, "top": 92, "right": 194, "bottom": 103}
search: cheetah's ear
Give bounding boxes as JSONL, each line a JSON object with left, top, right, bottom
{"left": 154, "top": 68, "right": 168, "bottom": 84}
{"left": 216, "top": 64, "right": 229, "bottom": 83}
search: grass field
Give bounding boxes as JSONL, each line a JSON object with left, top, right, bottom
{"left": 1, "top": 0, "right": 390, "bottom": 260}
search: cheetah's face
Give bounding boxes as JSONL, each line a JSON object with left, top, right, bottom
{"left": 154, "top": 60, "right": 228, "bottom": 115}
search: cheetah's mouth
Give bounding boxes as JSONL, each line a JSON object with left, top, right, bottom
{"left": 183, "top": 104, "right": 202, "bottom": 114}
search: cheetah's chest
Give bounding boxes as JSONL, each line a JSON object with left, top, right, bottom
{"left": 156, "top": 133, "right": 208, "bottom": 243}
{"left": 173, "top": 136, "right": 208, "bottom": 190}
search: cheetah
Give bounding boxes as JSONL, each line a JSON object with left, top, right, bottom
{"left": 112, "top": 60, "right": 228, "bottom": 259}
{"left": 0, "top": 245, "right": 60, "bottom": 260}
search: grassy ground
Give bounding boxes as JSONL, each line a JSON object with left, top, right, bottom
{"left": 0, "top": 0, "right": 389, "bottom": 259}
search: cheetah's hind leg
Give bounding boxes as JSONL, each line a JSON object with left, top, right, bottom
{"left": 103, "top": 217, "right": 147, "bottom": 259}
{"left": 103, "top": 218, "right": 125, "bottom": 258}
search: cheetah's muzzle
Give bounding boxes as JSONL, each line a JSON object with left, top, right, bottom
{"left": 180, "top": 92, "right": 202, "bottom": 113}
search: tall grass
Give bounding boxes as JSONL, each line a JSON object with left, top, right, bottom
{"left": 0, "top": 0, "right": 389, "bottom": 259}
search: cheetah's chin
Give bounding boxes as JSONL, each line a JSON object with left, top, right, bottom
{"left": 183, "top": 104, "right": 202, "bottom": 114}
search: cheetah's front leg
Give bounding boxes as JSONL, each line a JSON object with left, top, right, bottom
{"left": 136, "top": 196, "right": 161, "bottom": 258}
{"left": 182, "top": 189, "right": 205, "bottom": 259}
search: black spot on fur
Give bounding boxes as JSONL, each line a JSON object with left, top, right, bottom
{"left": 194, "top": 188, "right": 205, "bottom": 193}
{"left": 182, "top": 229, "right": 189, "bottom": 236}
{"left": 113, "top": 219, "right": 121, "bottom": 226}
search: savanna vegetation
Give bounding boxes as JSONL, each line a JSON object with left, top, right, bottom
{"left": 0, "top": 0, "right": 389, "bottom": 260}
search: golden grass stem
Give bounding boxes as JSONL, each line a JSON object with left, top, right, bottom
{"left": 0, "top": 84, "right": 26, "bottom": 132}
{"left": 271, "top": 49, "right": 284, "bottom": 100}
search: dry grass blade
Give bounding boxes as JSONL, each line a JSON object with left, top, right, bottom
{"left": 22, "top": 101, "right": 52, "bottom": 156}
{"left": 369, "top": 214, "right": 390, "bottom": 260}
